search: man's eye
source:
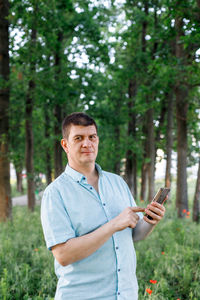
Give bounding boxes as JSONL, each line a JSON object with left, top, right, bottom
{"left": 75, "top": 137, "right": 82, "bottom": 141}
{"left": 90, "top": 135, "right": 96, "bottom": 140}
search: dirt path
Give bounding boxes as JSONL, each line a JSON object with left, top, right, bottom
{"left": 12, "top": 192, "right": 43, "bottom": 206}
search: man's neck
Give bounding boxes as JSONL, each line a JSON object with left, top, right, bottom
{"left": 68, "top": 162, "right": 97, "bottom": 179}
{"left": 68, "top": 162, "right": 99, "bottom": 193}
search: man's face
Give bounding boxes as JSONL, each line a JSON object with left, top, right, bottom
{"left": 61, "top": 125, "right": 99, "bottom": 168}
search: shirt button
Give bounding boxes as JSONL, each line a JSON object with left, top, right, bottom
{"left": 118, "top": 292, "right": 120, "bottom": 295}
{"left": 103, "top": 203, "right": 106, "bottom": 206}
{"left": 116, "top": 246, "right": 119, "bottom": 250}
{"left": 83, "top": 177, "right": 86, "bottom": 180}
{"left": 118, "top": 269, "right": 120, "bottom": 272}
{"left": 90, "top": 187, "right": 92, "bottom": 190}
{"left": 77, "top": 181, "right": 79, "bottom": 183}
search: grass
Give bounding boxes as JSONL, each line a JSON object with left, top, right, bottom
{"left": 0, "top": 200, "right": 200, "bottom": 299}
{"left": 136, "top": 204, "right": 200, "bottom": 299}
{"left": 0, "top": 206, "right": 56, "bottom": 300}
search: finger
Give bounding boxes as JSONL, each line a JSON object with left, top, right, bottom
{"left": 151, "top": 202, "right": 165, "bottom": 211}
{"left": 129, "top": 216, "right": 140, "bottom": 228}
{"left": 132, "top": 213, "right": 139, "bottom": 222}
{"left": 131, "top": 207, "right": 145, "bottom": 213}
{"left": 143, "top": 215, "right": 157, "bottom": 225}
{"left": 145, "top": 208, "right": 162, "bottom": 221}
{"left": 147, "top": 205, "right": 165, "bottom": 217}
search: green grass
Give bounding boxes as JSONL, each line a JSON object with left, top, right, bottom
{"left": 0, "top": 203, "right": 200, "bottom": 300}
{"left": 0, "top": 206, "right": 56, "bottom": 300}
{"left": 136, "top": 203, "right": 200, "bottom": 299}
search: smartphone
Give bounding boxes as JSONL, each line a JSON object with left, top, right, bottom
{"left": 145, "top": 187, "right": 170, "bottom": 220}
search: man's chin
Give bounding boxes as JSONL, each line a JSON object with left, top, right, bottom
{"left": 80, "top": 157, "right": 96, "bottom": 165}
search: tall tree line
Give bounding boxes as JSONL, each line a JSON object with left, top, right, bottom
{"left": 0, "top": 0, "right": 199, "bottom": 222}
{"left": 0, "top": 0, "right": 12, "bottom": 221}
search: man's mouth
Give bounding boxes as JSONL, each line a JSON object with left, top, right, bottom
{"left": 81, "top": 152, "right": 93, "bottom": 154}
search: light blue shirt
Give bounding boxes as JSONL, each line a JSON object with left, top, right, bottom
{"left": 41, "top": 164, "right": 143, "bottom": 300}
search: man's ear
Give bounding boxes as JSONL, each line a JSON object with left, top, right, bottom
{"left": 61, "top": 139, "right": 68, "bottom": 154}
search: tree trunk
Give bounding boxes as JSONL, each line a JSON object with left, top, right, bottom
{"left": 193, "top": 158, "right": 200, "bottom": 223}
{"left": 0, "top": 0, "right": 12, "bottom": 222}
{"left": 165, "top": 94, "right": 174, "bottom": 195}
{"left": 125, "top": 79, "right": 137, "bottom": 198}
{"left": 140, "top": 1, "right": 150, "bottom": 202}
{"left": 54, "top": 31, "right": 64, "bottom": 179}
{"left": 175, "top": 85, "right": 188, "bottom": 215}
{"left": 175, "top": 16, "right": 188, "bottom": 217}
{"left": 46, "top": 152, "right": 52, "bottom": 185}
{"left": 140, "top": 122, "right": 148, "bottom": 202}
{"left": 54, "top": 104, "right": 63, "bottom": 178}
{"left": 16, "top": 170, "right": 24, "bottom": 193}
{"left": 114, "top": 125, "right": 121, "bottom": 175}
{"left": 44, "top": 107, "right": 52, "bottom": 185}
{"left": 146, "top": 106, "right": 155, "bottom": 202}
{"left": 25, "top": 27, "right": 36, "bottom": 211}
{"left": 155, "top": 97, "right": 167, "bottom": 148}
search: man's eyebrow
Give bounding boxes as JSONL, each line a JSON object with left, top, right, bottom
{"left": 72, "top": 134, "right": 83, "bottom": 138}
{"left": 72, "top": 133, "right": 97, "bottom": 138}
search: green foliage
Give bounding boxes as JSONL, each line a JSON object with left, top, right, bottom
{"left": 0, "top": 206, "right": 56, "bottom": 299}
{"left": 0, "top": 203, "right": 200, "bottom": 299}
{"left": 4, "top": 0, "right": 200, "bottom": 210}
{"left": 136, "top": 207, "right": 200, "bottom": 299}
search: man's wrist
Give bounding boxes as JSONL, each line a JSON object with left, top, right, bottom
{"left": 104, "top": 219, "right": 118, "bottom": 235}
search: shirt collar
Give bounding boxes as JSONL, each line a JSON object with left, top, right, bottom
{"left": 65, "top": 163, "right": 102, "bottom": 183}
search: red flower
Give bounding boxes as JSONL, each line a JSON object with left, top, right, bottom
{"left": 149, "top": 280, "right": 157, "bottom": 284}
{"left": 182, "top": 209, "right": 187, "bottom": 213}
{"left": 146, "top": 288, "right": 152, "bottom": 295}
{"left": 161, "top": 251, "right": 165, "bottom": 255}
{"left": 187, "top": 211, "right": 190, "bottom": 215}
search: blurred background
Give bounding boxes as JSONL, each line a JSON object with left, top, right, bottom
{"left": 0, "top": 0, "right": 200, "bottom": 222}
{"left": 1, "top": 1, "right": 200, "bottom": 299}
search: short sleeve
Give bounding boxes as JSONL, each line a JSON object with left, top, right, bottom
{"left": 41, "top": 186, "right": 76, "bottom": 250}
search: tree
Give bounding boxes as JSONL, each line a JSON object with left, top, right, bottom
{"left": 172, "top": 0, "right": 200, "bottom": 217}
{"left": 174, "top": 15, "right": 189, "bottom": 216}
{"left": 165, "top": 93, "right": 174, "bottom": 193}
{"left": 0, "top": 0, "right": 12, "bottom": 221}
{"left": 193, "top": 157, "right": 200, "bottom": 223}
{"left": 125, "top": 79, "right": 138, "bottom": 198}
{"left": 25, "top": 2, "right": 38, "bottom": 211}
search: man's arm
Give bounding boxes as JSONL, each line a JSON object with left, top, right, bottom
{"left": 52, "top": 207, "right": 145, "bottom": 266}
{"left": 132, "top": 201, "right": 165, "bottom": 242}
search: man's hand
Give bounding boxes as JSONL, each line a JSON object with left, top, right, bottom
{"left": 52, "top": 206, "right": 145, "bottom": 266}
{"left": 110, "top": 207, "right": 145, "bottom": 232}
{"left": 143, "top": 201, "right": 165, "bottom": 225}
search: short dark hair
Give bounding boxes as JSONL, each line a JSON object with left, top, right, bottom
{"left": 62, "top": 112, "right": 98, "bottom": 139}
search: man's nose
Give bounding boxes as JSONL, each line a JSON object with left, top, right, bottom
{"left": 82, "top": 138, "right": 92, "bottom": 147}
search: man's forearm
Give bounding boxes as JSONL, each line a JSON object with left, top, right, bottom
{"left": 132, "top": 219, "right": 155, "bottom": 242}
{"left": 52, "top": 219, "right": 117, "bottom": 266}
{"left": 52, "top": 206, "right": 143, "bottom": 266}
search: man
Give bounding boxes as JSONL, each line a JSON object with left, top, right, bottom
{"left": 41, "top": 112, "right": 165, "bottom": 300}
